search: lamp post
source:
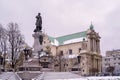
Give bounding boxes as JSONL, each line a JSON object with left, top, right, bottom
{"left": 23, "top": 48, "right": 29, "bottom": 80}
{"left": 0, "top": 54, "right": 3, "bottom": 73}
{"left": 24, "top": 48, "right": 29, "bottom": 60}
{"left": 23, "top": 48, "right": 29, "bottom": 71}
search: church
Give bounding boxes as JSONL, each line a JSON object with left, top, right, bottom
{"left": 41, "top": 24, "right": 102, "bottom": 76}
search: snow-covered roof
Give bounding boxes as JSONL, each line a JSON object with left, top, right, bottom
{"left": 48, "top": 31, "right": 87, "bottom": 46}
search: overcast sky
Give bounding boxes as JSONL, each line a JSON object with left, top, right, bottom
{"left": 0, "top": 0, "right": 120, "bottom": 56}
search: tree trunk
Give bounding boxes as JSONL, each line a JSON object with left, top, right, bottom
{"left": 12, "top": 45, "right": 14, "bottom": 69}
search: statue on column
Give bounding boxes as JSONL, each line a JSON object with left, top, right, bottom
{"left": 34, "top": 13, "right": 42, "bottom": 32}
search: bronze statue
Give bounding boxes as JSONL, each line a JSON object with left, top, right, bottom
{"left": 34, "top": 13, "right": 42, "bottom": 32}
{"left": 39, "top": 35, "right": 43, "bottom": 45}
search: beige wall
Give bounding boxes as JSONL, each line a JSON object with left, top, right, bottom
{"left": 57, "top": 42, "right": 83, "bottom": 55}
{"left": 50, "top": 45, "right": 57, "bottom": 56}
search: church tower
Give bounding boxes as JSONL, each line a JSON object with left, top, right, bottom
{"left": 87, "top": 23, "right": 101, "bottom": 54}
{"left": 78, "top": 23, "right": 102, "bottom": 76}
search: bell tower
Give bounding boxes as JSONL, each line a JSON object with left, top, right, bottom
{"left": 87, "top": 23, "right": 101, "bottom": 54}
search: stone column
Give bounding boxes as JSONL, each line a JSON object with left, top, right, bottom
{"left": 96, "top": 41, "right": 98, "bottom": 53}
{"left": 89, "top": 38, "right": 92, "bottom": 51}
{"left": 94, "top": 40, "right": 97, "bottom": 52}
{"left": 87, "top": 36, "right": 91, "bottom": 51}
{"left": 90, "top": 39, "right": 92, "bottom": 51}
{"left": 92, "top": 38, "right": 94, "bottom": 52}
{"left": 97, "top": 40, "right": 100, "bottom": 53}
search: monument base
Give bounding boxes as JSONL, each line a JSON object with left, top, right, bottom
{"left": 32, "top": 31, "right": 43, "bottom": 54}
{"left": 18, "top": 58, "right": 41, "bottom": 71}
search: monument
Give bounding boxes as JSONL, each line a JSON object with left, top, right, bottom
{"left": 18, "top": 13, "right": 44, "bottom": 79}
{"left": 18, "top": 13, "right": 44, "bottom": 72}
{"left": 32, "top": 13, "right": 54, "bottom": 71}
{"left": 18, "top": 13, "right": 54, "bottom": 80}
{"left": 33, "top": 13, "right": 44, "bottom": 58}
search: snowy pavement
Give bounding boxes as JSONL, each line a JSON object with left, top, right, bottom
{"left": 33, "top": 72, "right": 120, "bottom": 80}
{"left": 0, "top": 72, "right": 21, "bottom": 80}
{"left": 0, "top": 72, "right": 120, "bottom": 80}
{"left": 33, "top": 72, "right": 87, "bottom": 80}
{"left": 86, "top": 76, "right": 120, "bottom": 80}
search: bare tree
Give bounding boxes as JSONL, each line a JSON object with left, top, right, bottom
{"left": 0, "top": 24, "right": 7, "bottom": 53}
{"left": 0, "top": 24, "right": 8, "bottom": 70}
{"left": 7, "top": 23, "right": 25, "bottom": 69}
{"left": 89, "top": 68, "right": 99, "bottom": 76}
{"left": 106, "top": 66, "right": 114, "bottom": 75}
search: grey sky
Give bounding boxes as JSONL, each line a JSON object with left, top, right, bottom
{"left": 0, "top": 0, "right": 120, "bottom": 56}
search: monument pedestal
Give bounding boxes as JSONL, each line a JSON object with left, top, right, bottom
{"left": 32, "top": 31, "right": 43, "bottom": 58}
{"left": 18, "top": 59, "right": 42, "bottom": 71}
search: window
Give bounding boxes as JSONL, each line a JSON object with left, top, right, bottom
{"left": 54, "top": 64, "right": 59, "bottom": 67}
{"left": 105, "top": 64, "right": 107, "bottom": 66}
{"left": 60, "top": 50, "right": 63, "bottom": 56}
{"left": 44, "top": 59, "right": 46, "bottom": 61}
{"left": 105, "top": 59, "right": 107, "bottom": 61}
{"left": 44, "top": 41, "right": 46, "bottom": 44}
{"left": 72, "top": 68, "right": 79, "bottom": 71}
{"left": 69, "top": 49, "right": 72, "bottom": 55}
{"left": 78, "top": 48, "right": 81, "bottom": 53}
{"left": 77, "top": 56, "right": 81, "bottom": 63}
{"left": 83, "top": 70, "right": 84, "bottom": 72}
{"left": 114, "top": 58, "right": 116, "bottom": 60}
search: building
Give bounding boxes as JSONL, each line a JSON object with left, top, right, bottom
{"left": 42, "top": 24, "right": 102, "bottom": 75}
{"left": 102, "top": 49, "right": 120, "bottom": 75}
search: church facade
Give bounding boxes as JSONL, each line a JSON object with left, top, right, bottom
{"left": 41, "top": 24, "right": 102, "bottom": 75}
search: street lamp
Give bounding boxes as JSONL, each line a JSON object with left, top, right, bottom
{"left": 23, "top": 48, "right": 29, "bottom": 61}
{"left": 23, "top": 48, "right": 30, "bottom": 80}
{"left": 0, "top": 54, "right": 3, "bottom": 73}
{"left": 23, "top": 48, "right": 29, "bottom": 71}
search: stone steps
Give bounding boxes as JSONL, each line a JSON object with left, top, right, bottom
{"left": 41, "top": 68, "right": 54, "bottom": 72}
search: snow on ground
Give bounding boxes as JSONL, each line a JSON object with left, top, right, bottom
{"left": 87, "top": 76, "right": 120, "bottom": 80}
{"left": 0, "top": 72, "right": 21, "bottom": 80}
{"left": 0, "top": 72, "right": 120, "bottom": 80}
{"left": 33, "top": 72, "right": 120, "bottom": 80}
